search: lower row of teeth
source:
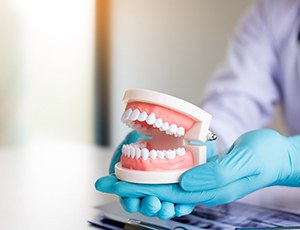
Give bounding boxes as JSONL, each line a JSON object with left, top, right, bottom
{"left": 122, "top": 144, "right": 186, "bottom": 161}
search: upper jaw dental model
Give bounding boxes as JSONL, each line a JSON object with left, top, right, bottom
{"left": 115, "top": 89, "right": 216, "bottom": 184}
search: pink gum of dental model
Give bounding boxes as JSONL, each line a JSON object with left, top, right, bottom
{"left": 115, "top": 88, "right": 215, "bottom": 184}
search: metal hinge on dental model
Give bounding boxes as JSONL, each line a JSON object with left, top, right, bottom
{"left": 207, "top": 132, "right": 217, "bottom": 141}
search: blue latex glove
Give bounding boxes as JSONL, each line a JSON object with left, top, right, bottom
{"left": 95, "top": 140, "right": 217, "bottom": 220}
{"left": 97, "top": 130, "right": 190, "bottom": 219}
{"left": 96, "top": 129, "right": 300, "bottom": 219}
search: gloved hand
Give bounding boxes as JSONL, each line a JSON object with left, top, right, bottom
{"left": 180, "top": 129, "right": 300, "bottom": 196}
{"left": 95, "top": 140, "right": 218, "bottom": 220}
{"left": 96, "top": 129, "right": 300, "bottom": 219}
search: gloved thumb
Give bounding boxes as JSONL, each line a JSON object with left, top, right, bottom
{"left": 180, "top": 147, "right": 250, "bottom": 192}
{"left": 95, "top": 175, "right": 118, "bottom": 193}
{"left": 180, "top": 161, "right": 220, "bottom": 191}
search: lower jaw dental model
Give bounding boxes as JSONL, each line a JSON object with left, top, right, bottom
{"left": 115, "top": 89, "right": 216, "bottom": 184}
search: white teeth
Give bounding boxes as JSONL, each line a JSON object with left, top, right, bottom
{"left": 122, "top": 145, "right": 126, "bottom": 156}
{"left": 122, "top": 144, "right": 129, "bottom": 157}
{"left": 122, "top": 145, "right": 185, "bottom": 160}
{"left": 130, "top": 146, "right": 135, "bottom": 158}
{"left": 165, "top": 150, "right": 176, "bottom": 159}
{"left": 122, "top": 109, "right": 186, "bottom": 137}
{"left": 157, "top": 150, "right": 164, "bottom": 159}
{"left": 149, "top": 150, "right": 157, "bottom": 160}
{"left": 141, "top": 148, "right": 149, "bottom": 161}
{"left": 160, "top": 122, "right": 169, "bottom": 131}
{"left": 121, "top": 109, "right": 132, "bottom": 122}
{"left": 146, "top": 113, "right": 156, "bottom": 125}
{"left": 153, "top": 118, "right": 163, "bottom": 128}
{"left": 138, "top": 111, "right": 148, "bottom": 121}
{"left": 136, "top": 148, "right": 141, "bottom": 159}
{"left": 166, "top": 124, "right": 177, "bottom": 135}
{"left": 129, "top": 109, "right": 140, "bottom": 121}
{"left": 176, "top": 147, "right": 185, "bottom": 156}
{"left": 177, "top": 127, "right": 185, "bottom": 136}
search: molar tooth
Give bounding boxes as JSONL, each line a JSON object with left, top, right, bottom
{"left": 154, "top": 118, "right": 163, "bottom": 128}
{"left": 177, "top": 127, "right": 185, "bottom": 136}
{"left": 136, "top": 148, "right": 141, "bottom": 159}
{"left": 141, "top": 148, "right": 149, "bottom": 161}
{"left": 129, "top": 109, "right": 140, "bottom": 121}
{"left": 176, "top": 147, "right": 186, "bottom": 156}
{"left": 165, "top": 150, "right": 176, "bottom": 160}
{"left": 160, "top": 122, "right": 169, "bottom": 131}
{"left": 149, "top": 150, "right": 157, "bottom": 160}
{"left": 121, "top": 109, "right": 132, "bottom": 122}
{"left": 157, "top": 151, "right": 164, "bottom": 159}
{"left": 138, "top": 111, "right": 148, "bottom": 121}
{"left": 146, "top": 113, "right": 156, "bottom": 125}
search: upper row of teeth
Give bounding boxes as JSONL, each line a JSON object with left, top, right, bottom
{"left": 121, "top": 108, "right": 185, "bottom": 137}
{"left": 122, "top": 144, "right": 186, "bottom": 161}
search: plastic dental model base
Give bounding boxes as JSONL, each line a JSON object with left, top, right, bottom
{"left": 115, "top": 89, "right": 216, "bottom": 184}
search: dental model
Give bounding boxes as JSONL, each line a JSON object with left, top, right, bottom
{"left": 115, "top": 89, "right": 216, "bottom": 184}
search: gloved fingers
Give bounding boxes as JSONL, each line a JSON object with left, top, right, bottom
{"left": 113, "top": 179, "right": 262, "bottom": 205}
{"left": 140, "top": 196, "right": 161, "bottom": 217}
{"left": 95, "top": 175, "right": 118, "bottom": 193}
{"left": 201, "top": 175, "right": 262, "bottom": 206}
{"left": 120, "top": 197, "right": 141, "bottom": 213}
{"left": 180, "top": 148, "right": 256, "bottom": 192}
{"left": 121, "top": 196, "right": 194, "bottom": 219}
{"left": 157, "top": 202, "right": 175, "bottom": 220}
{"left": 174, "top": 203, "right": 195, "bottom": 217}
{"left": 109, "top": 131, "right": 142, "bottom": 174}
{"left": 113, "top": 182, "right": 213, "bottom": 204}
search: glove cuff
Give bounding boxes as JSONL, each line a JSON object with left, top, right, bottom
{"left": 284, "top": 135, "right": 300, "bottom": 186}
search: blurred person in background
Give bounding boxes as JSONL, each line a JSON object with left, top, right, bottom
{"left": 96, "top": 0, "right": 300, "bottom": 220}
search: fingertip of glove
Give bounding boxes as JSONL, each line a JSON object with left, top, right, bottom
{"left": 175, "top": 204, "right": 194, "bottom": 217}
{"left": 140, "top": 196, "right": 161, "bottom": 216}
{"left": 158, "top": 202, "right": 175, "bottom": 220}
{"left": 95, "top": 175, "right": 118, "bottom": 193}
{"left": 120, "top": 197, "right": 141, "bottom": 213}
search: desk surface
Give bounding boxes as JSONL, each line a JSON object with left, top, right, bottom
{"left": 2, "top": 142, "right": 300, "bottom": 229}
{"left": 0, "top": 142, "right": 117, "bottom": 230}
